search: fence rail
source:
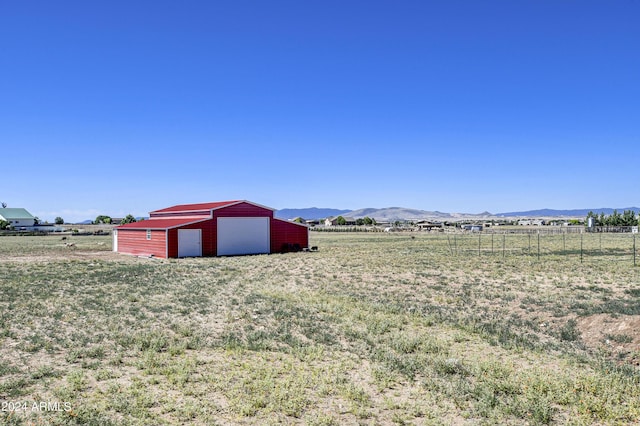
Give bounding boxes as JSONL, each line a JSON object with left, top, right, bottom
{"left": 441, "top": 232, "right": 637, "bottom": 267}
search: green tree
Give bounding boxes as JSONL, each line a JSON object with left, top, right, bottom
{"left": 363, "top": 217, "right": 373, "bottom": 225}
{"left": 336, "top": 216, "right": 346, "bottom": 226}
{"left": 94, "top": 215, "right": 112, "bottom": 224}
{"left": 0, "top": 219, "right": 9, "bottom": 230}
{"left": 609, "top": 210, "right": 622, "bottom": 226}
{"left": 356, "top": 218, "right": 365, "bottom": 226}
{"left": 622, "top": 210, "right": 636, "bottom": 226}
{"left": 55, "top": 217, "right": 64, "bottom": 225}
{"left": 120, "top": 214, "right": 137, "bottom": 224}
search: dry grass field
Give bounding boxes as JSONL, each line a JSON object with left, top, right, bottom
{"left": 1, "top": 233, "right": 639, "bottom": 425}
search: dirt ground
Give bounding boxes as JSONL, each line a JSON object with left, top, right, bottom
{"left": 577, "top": 314, "right": 640, "bottom": 366}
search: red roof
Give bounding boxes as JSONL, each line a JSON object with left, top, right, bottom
{"left": 116, "top": 217, "right": 209, "bottom": 230}
{"left": 150, "top": 200, "right": 242, "bottom": 214}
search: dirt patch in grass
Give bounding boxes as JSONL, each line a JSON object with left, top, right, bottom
{"left": 577, "top": 314, "right": 640, "bottom": 365}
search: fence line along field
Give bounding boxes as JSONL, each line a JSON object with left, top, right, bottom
{"left": 442, "top": 231, "right": 639, "bottom": 266}
{"left": 1, "top": 233, "right": 639, "bottom": 425}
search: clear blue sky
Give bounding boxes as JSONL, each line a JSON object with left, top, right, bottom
{"left": 1, "top": 1, "right": 638, "bottom": 222}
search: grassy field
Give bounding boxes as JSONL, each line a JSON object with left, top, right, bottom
{"left": 1, "top": 233, "right": 639, "bottom": 425}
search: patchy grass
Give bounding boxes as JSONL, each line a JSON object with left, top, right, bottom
{"left": 0, "top": 233, "right": 639, "bottom": 424}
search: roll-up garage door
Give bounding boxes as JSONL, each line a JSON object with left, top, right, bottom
{"left": 217, "top": 217, "right": 270, "bottom": 256}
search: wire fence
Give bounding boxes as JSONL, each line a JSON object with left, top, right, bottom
{"left": 442, "top": 232, "right": 638, "bottom": 267}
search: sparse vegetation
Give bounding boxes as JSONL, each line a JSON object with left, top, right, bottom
{"left": 0, "top": 233, "right": 639, "bottom": 424}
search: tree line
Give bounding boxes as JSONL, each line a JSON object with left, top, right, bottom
{"left": 586, "top": 210, "right": 639, "bottom": 227}
{"left": 94, "top": 214, "right": 137, "bottom": 225}
{"left": 335, "top": 216, "right": 377, "bottom": 226}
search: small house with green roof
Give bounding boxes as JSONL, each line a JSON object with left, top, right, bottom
{"left": 0, "top": 208, "right": 36, "bottom": 228}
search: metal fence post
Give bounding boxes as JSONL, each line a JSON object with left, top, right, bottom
{"left": 454, "top": 234, "right": 457, "bottom": 255}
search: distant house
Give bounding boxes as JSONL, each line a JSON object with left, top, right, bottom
{"left": 518, "top": 219, "right": 546, "bottom": 226}
{"left": 0, "top": 208, "right": 36, "bottom": 228}
{"left": 325, "top": 216, "right": 357, "bottom": 226}
{"left": 415, "top": 220, "right": 442, "bottom": 231}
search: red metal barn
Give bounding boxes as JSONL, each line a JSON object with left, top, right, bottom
{"left": 114, "top": 200, "right": 309, "bottom": 258}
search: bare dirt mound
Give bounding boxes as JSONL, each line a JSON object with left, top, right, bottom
{"left": 577, "top": 314, "right": 640, "bottom": 366}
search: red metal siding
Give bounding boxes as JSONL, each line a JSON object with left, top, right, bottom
{"left": 117, "top": 229, "right": 168, "bottom": 258}
{"left": 117, "top": 217, "right": 208, "bottom": 229}
{"left": 214, "top": 202, "right": 273, "bottom": 218}
{"left": 151, "top": 201, "right": 240, "bottom": 214}
{"left": 173, "top": 219, "right": 217, "bottom": 257}
{"left": 150, "top": 211, "right": 210, "bottom": 219}
{"left": 271, "top": 219, "right": 309, "bottom": 253}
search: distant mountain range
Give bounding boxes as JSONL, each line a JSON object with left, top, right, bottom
{"left": 347, "top": 207, "right": 493, "bottom": 221}
{"left": 77, "top": 207, "right": 640, "bottom": 223}
{"left": 496, "top": 207, "right": 640, "bottom": 217}
{"left": 274, "top": 208, "right": 351, "bottom": 220}
{"left": 275, "top": 207, "right": 494, "bottom": 220}
{"left": 276, "top": 207, "right": 640, "bottom": 221}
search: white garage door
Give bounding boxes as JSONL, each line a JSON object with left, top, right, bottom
{"left": 217, "top": 217, "right": 270, "bottom": 256}
{"left": 178, "top": 229, "right": 202, "bottom": 257}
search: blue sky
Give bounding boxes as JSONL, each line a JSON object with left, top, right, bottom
{"left": 1, "top": 1, "right": 638, "bottom": 222}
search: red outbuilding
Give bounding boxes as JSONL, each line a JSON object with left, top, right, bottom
{"left": 114, "top": 200, "right": 309, "bottom": 258}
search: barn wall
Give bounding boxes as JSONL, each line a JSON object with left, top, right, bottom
{"left": 173, "top": 219, "right": 217, "bottom": 257}
{"left": 208, "top": 203, "right": 273, "bottom": 256}
{"left": 150, "top": 211, "right": 210, "bottom": 219}
{"left": 117, "top": 229, "right": 167, "bottom": 258}
{"left": 166, "top": 229, "right": 178, "bottom": 258}
{"left": 215, "top": 202, "right": 273, "bottom": 219}
{"left": 271, "top": 219, "right": 309, "bottom": 253}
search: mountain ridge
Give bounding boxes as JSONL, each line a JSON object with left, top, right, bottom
{"left": 496, "top": 207, "right": 640, "bottom": 217}
{"left": 274, "top": 207, "right": 351, "bottom": 220}
{"left": 276, "top": 206, "right": 640, "bottom": 221}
